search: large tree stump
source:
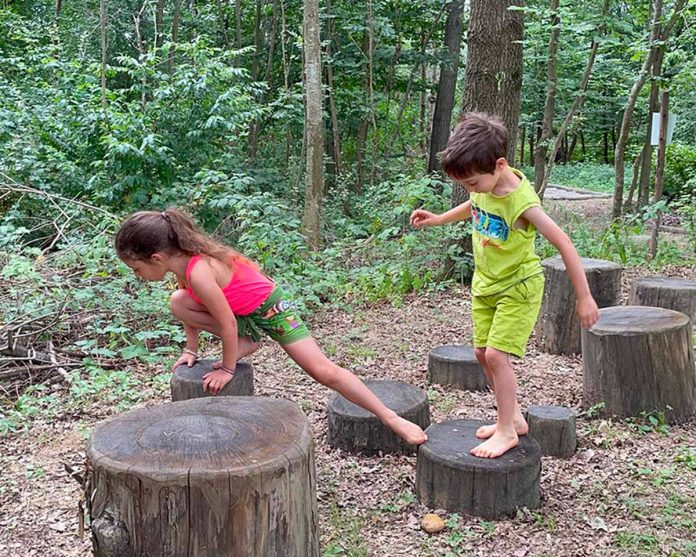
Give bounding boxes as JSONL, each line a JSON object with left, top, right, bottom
{"left": 629, "top": 277, "right": 696, "bottom": 323}
{"left": 327, "top": 379, "right": 430, "bottom": 454}
{"left": 416, "top": 419, "right": 541, "bottom": 519}
{"left": 86, "top": 397, "right": 318, "bottom": 557}
{"left": 170, "top": 359, "right": 254, "bottom": 401}
{"left": 582, "top": 306, "right": 696, "bottom": 422}
{"left": 536, "top": 256, "right": 622, "bottom": 355}
{"left": 428, "top": 345, "right": 489, "bottom": 391}
{"left": 525, "top": 405, "right": 576, "bottom": 458}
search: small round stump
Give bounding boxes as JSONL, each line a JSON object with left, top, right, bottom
{"left": 416, "top": 419, "right": 541, "bottom": 519}
{"left": 582, "top": 306, "right": 696, "bottom": 422}
{"left": 170, "top": 359, "right": 254, "bottom": 401}
{"left": 428, "top": 345, "right": 488, "bottom": 391}
{"left": 87, "top": 397, "right": 318, "bottom": 557}
{"left": 525, "top": 405, "right": 576, "bottom": 458}
{"left": 327, "top": 379, "right": 430, "bottom": 454}
{"left": 629, "top": 277, "right": 696, "bottom": 323}
{"left": 536, "top": 256, "right": 622, "bottom": 355}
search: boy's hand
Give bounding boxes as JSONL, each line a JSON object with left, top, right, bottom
{"left": 576, "top": 296, "right": 599, "bottom": 329}
{"left": 203, "top": 368, "right": 234, "bottom": 395}
{"left": 410, "top": 209, "right": 441, "bottom": 228}
{"left": 172, "top": 352, "right": 197, "bottom": 372}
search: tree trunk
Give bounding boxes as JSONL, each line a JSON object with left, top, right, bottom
{"left": 99, "top": 0, "right": 108, "bottom": 121}
{"left": 428, "top": 345, "right": 488, "bottom": 391}
{"left": 235, "top": 0, "right": 242, "bottom": 48}
{"left": 155, "top": 0, "right": 166, "bottom": 48}
{"left": 170, "top": 360, "right": 254, "bottom": 401}
{"left": 525, "top": 405, "right": 576, "bottom": 458}
{"left": 355, "top": 31, "right": 370, "bottom": 195}
{"left": 648, "top": 89, "right": 669, "bottom": 259}
{"left": 629, "top": 277, "right": 696, "bottom": 322}
{"left": 638, "top": 49, "right": 665, "bottom": 209}
{"left": 428, "top": 0, "right": 464, "bottom": 174}
{"left": 167, "top": 0, "right": 182, "bottom": 73}
{"left": 325, "top": 0, "right": 341, "bottom": 178}
{"left": 301, "top": 0, "right": 324, "bottom": 248}
{"left": 519, "top": 125, "right": 526, "bottom": 166}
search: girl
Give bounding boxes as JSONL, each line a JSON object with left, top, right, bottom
{"left": 115, "top": 208, "right": 427, "bottom": 446}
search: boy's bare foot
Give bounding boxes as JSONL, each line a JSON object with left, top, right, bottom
{"left": 383, "top": 414, "right": 428, "bottom": 445}
{"left": 470, "top": 428, "right": 519, "bottom": 459}
{"left": 476, "top": 414, "right": 528, "bottom": 439}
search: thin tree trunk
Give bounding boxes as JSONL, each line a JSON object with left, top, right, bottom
{"left": 155, "top": 0, "right": 166, "bottom": 48}
{"left": 529, "top": 128, "right": 535, "bottom": 166}
{"left": 648, "top": 90, "right": 669, "bottom": 259}
{"left": 252, "top": 0, "right": 262, "bottom": 80}
{"left": 580, "top": 130, "right": 586, "bottom": 160}
{"left": 624, "top": 152, "right": 643, "bottom": 212}
{"left": 216, "top": 0, "right": 230, "bottom": 47}
{"left": 519, "top": 126, "right": 526, "bottom": 165}
{"left": 428, "top": 0, "right": 464, "bottom": 174}
{"left": 325, "top": 0, "right": 341, "bottom": 178}
{"left": 420, "top": 37, "right": 427, "bottom": 153}
{"left": 355, "top": 30, "right": 370, "bottom": 194}
{"left": 167, "top": 0, "right": 182, "bottom": 74}
{"left": 235, "top": 0, "right": 242, "bottom": 48}
{"left": 134, "top": 3, "right": 148, "bottom": 109}
{"left": 100, "top": 0, "right": 108, "bottom": 123}
{"left": 55, "top": 0, "right": 62, "bottom": 16}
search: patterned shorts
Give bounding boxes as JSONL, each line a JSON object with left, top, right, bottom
{"left": 236, "top": 286, "right": 310, "bottom": 345}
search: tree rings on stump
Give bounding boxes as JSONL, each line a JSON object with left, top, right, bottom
{"left": 629, "top": 277, "right": 696, "bottom": 322}
{"left": 416, "top": 419, "right": 541, "bottom": 519}
{"left": 327, "top": 379, "right": 430, "bottom": 454}
{"left": 536, "top": 256, "right": 622, "bottom": 355}
{"left": 428, "top": 345, "right": 488, "bottom": 391}
{"left": 525, "top": 405, "right": 576, "bottom": 458}
{"left": 170, "top": 359, "right": 254, "bottom": 401}
{"left": 86, "top": 397, "right": 319, "bottom": 557}
{"left": 582, "top": 306, "right": 696, "bottom": 422}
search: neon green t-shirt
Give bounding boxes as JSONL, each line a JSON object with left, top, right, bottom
{"left": 469, "top": 169, "right": 542, "bottom": 297}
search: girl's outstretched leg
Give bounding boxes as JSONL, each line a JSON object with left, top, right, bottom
{"left": 282, "top": 337, "right": 427, "bottom": 446}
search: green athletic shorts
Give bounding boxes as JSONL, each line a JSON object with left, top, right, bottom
{"left": 472, "top": 273, "right": 544, "bottom": 358}
{"left": 236, "top": 286, "right": 310, "bottom": 345}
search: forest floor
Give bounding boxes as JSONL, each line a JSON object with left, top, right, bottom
{"left": 1, "top": 197, "right": 695, "bottom": 557}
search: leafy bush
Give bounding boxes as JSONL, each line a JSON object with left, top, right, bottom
{"left": 662, "top": 143, "right": 696, "bottom": 200}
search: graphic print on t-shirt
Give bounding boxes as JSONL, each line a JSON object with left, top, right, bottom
{"left": 471, "top": 203, "right": 510, "bottom": 243}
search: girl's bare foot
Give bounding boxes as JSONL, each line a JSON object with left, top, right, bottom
{"left": 476, "top": 414, "right": 528, "bottom": 439}
{"left": 383, "top": 414, "right": 428, "bottom": 445}
{"left": 471, "top": 428, "right": 519, "bottom": 458}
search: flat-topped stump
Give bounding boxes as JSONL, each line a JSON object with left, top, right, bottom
{"left": 428, "top": 345, "right": 489, "bottom": 391}
{"left": 629, "top": 277, "right": 696, "bottom": 322}
{"left": 582, "top": 306, "right": 696, "bottom": 422}
{"left": 525, "top": 405, "right": 576, "bottom": 458}
{"left": 170, "top": 359, "right": 254, "bottom": 401}
{"left": 537, "top": 256, "right": 622, "bottom": 355}
{"left": 416, "top": 419, "right": 541, "bottom": 519}
{"left": 86, "top": 397, "right": 318, "bottom": 557}
{"left": 327, "top": 379, "right": 430, "bottom": 454}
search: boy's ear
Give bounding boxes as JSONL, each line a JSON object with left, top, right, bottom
{"left": 495, "top": 157, "right": 508, "bottom": 171}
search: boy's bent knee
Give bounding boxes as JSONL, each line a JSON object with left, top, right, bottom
{"left": 484, "top": 346, "right": 510, "bottom": 368}
{"left": 474, "top": 347, "right": 487, "bottom": 365}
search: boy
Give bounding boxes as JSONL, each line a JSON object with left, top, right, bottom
{"left": 411, "top": 113, "right": 599, "bottom": 458}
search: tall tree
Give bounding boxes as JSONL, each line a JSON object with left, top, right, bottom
{"left": 301, "top": 0, "right": 324, "bottom": 248}
{"left": 428, "top": 0, "right": 464, "bottom": 174}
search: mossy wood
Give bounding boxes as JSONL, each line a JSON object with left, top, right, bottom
{"left": 416, "top": 419, "right": 541, "bottom": 519}
{"left": 536, "top": 256, "right": 622, "bottom": 355}
{"left": 428, "top": 345, "right": 489, "bottom": 391}
{"left": 582, "top": 306, "right": 696, "bottom": 422}
{"left": 525, "top": 405, "right": 576, "bottom": 458}
{"left": 170, "top": 359, "right": 254, "bottom": 401}
{"left": 327, "top": 379, "right": 430, "bottom": 455}
{"left": 86, "top": 397, "right": 319, "bottom": 557}
{"left": 628, "top": 277, "right": 696, "bottom": 322}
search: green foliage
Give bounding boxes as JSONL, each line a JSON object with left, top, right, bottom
{"left": 662, "top": 143, "right": 696, "bottom": 200}
{"left": 521, "top": 163, "right": 624, "bottom": 194}
{"left": 626, "top": 411, "right": 670, "bottom": 435}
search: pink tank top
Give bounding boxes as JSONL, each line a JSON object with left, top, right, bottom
{"left": 185, "top": 255, "right": 275, "bottom": 316}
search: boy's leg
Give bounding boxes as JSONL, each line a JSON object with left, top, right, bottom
{"left": 281, "top": 336, "right": 427, "bottom": 446}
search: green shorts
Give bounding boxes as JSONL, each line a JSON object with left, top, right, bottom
{"left": 236, "top": 287, "right": 310, "bottom": 345}
{"left": 472, "top": 273, "right": 544, "bottom": 358}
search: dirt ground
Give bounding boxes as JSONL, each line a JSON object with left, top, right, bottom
{"left": 1, "top": 198, "right": 695, "bottom": 557}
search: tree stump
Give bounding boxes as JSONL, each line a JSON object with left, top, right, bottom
{"left": 428, "top": 345, "right": 489, "bottom": 391}
{"left": 582, "top": 306, "right": 696, "bottom": 422}
{"left": 86, "top": 397, "right": 319, "bottom": 557}
{"left": 416, "top": 419, "right": 541, "bottom": 519}
{"left": 525, "top": 405, "right": 576, "bottom": 458}
{"left": 536, "top": 256, "right": 622, "bottom": 355}
{"left": 170, "top": 359, "right": 254, "bottom": 402}
{"left": 327, "top": 379, "right": 430, "bottom": 455}
{"left": 629, "top": 277, "right": 696, "bottom": 323}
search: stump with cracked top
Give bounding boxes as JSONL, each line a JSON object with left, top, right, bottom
{"left": 582, "top": 305, "right": 696, "bottom": 422}
{"left": 170, "top": 358, "right": 254, "bottom": 401}
{"left": 86, "top": 397, "right": 319, "bottom": 557}
{"left": 327, "top": 379, "right": 430, "bottom": 454}
{"left": 428, "top": 345, "right": 489, "bottom": 391}
{"left": 628, "top": 277, "right": 696, "bottom": 322}
{"left": 525, "top": 405, "right": 576, "bottom": 458}
{"left": 416, "top": 419, "right": 542, "bottom": 519}
{"left": 536, "top": 256, "right": 622, "bottom": 355}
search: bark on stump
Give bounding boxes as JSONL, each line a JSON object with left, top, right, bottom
{"left": 525, "top": 405, "right": 576, "bottom": 458}
{"left": 428, "top": 345, "right": 489, "bottom": 391}
{"left": 86, "top": 397, "right": 319, "bottom": 557}
{"left": 536, "top": 256, "right": 622, "bottom": 355}
{"left": 327, "top": 379, "right": 430, "bottom": 455}
{"left": 170, "top": 359, "right": 254, "bottom": 402}
{"left": 628, "top": 277, "right": 696, "bottom": 323}
{"left": 582, "top": 306, "right": 696, "bottom": 422}
{"left": 416, "top": 419, "right": 541, "bottom": 519}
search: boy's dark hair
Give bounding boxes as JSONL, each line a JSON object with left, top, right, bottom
{"left": 439, "top": 112, "right": 508, "bottom": 179}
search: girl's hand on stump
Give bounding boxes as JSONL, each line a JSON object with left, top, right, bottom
{"left": 577, "top": 296, "right": 599, "bottom": 329}
{"left": 172, "top": 351, "right": 197, "bottom": 372}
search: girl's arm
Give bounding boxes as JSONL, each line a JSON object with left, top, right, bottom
{"left": 522, "top": 206, "right": 599, "bottom": 328}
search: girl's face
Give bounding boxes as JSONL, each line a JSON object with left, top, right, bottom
{"left": 124, "top": 255, "right": 167, "bottom": 281}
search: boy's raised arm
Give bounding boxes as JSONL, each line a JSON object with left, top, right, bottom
{"left": 522, "top": 206, "right": 599, "bottom": 329}
{"left": 410, "top": 200, "right": 472, "bottom": 228}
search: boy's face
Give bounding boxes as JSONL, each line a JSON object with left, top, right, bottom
{"left": 454, "top": 158, "right": 506, "bottom": 194}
